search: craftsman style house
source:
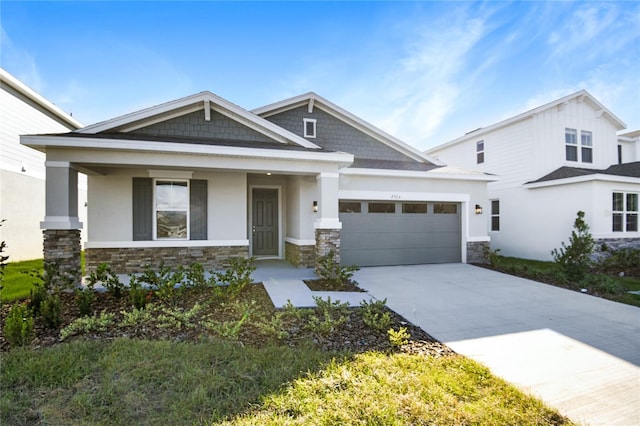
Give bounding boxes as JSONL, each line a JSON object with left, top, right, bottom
{"left": 427, "top": 90, "right": 640, "bottom": 261}
{"left": 22, "top": 91, "right": 495, "bottom": 280}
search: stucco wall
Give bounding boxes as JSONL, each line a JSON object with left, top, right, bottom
{"left": 88, "top": 169, "right": 247, "bottom": 243}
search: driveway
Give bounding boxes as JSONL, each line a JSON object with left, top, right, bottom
{"left": 354, "top": 264, "right": 640, "bottom": 426}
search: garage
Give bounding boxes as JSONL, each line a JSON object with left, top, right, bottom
{"left": 339, "top": 200, "right": 461, "bottom": 266}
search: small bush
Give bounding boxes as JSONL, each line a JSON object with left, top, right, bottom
{"left": 597, "top": 248, "right": 640, "bottom": 278}
{"left": 360, "top": 298, "right": 391, "bottom": 331}
{"left": 128, "top": 276, "right": 152, "bottom": 309}
{"left": 315, "top": 251, "right": 359, "bottom": 288}
{"left": 87, "top": 263, "right": 126, "bottom": 298}
{"left": 213, "top": 257, "right": 256, "bottom": 300}
{"left": 551, "top": 211, "right": 595, "bottom": 282}
{"left": 27, "top": 282, "right": 48, "bottom": 315}
{"left": 40, "top": 293, "right": 63, "bottom": 329}
{"left": 388, "top": 327, "right": 410, "bottom": 347}
{"left": 75, "top": 287, "right": 95, "bottom": 317}
{"left": 582, "top": 275, "right": 624, "bottom": 295}
{"left": 3, "top": 303, "right": 34, "bottom": 348}
{"left": 483, "top": 246, "right": 501, "bottom": 267}
{"left": 306, "top": 296, "right": 350, "bottom": 336}
{"left": 60, "top": 311, "right": 116, "bottom": 341}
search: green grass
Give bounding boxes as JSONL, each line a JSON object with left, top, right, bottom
{"left": 1, "top": 253, "right": 85, "bottom": 302}
{"left": 1, "top": 339, "right": 571, "bottom": 425}
{"left": 1, "top": 258, "right": 42, "bottom": 302}
{"left": 492, "top": 255, "right": 640, "bottom": 307}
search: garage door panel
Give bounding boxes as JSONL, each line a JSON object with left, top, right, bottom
{"left": 340, "top": 200, "right": 461, "bottom": 266}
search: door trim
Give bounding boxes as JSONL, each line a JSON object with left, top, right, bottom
{"left": 248, "top": 185, "right": 283, "bottom": 259}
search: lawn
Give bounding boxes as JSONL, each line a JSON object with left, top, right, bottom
{"left": 1, "top": 258, "right": 42, "bottom": 302}
{"left": 486, "top": 255, "right": 640, "bottom": 307}
{"left": 1, "top": 339, "right": 570, "bottom": 425}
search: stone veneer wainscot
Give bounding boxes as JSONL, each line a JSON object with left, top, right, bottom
{"left": 466, "top": 241, "right": 490, "bottom": 264}
{"left": 284, "top": 241, "right": 316, "bottom": 268}
{"left": 43, "top": 229, "right": 82, "bottom": 285}
{"left": 85, "top": 245, "right": 249, "bottom": 274}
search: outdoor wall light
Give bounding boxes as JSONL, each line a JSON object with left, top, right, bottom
{"left": 313, "top": 201, "right": 318, "bottom": 213}
{"left": 475, "top": 204, "right": 483, "bottom": 215}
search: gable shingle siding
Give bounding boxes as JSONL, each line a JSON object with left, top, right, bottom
{"left": 131, "top": 109, "right": 274, "bottom": 143}
{"left": 265, "top": 106, "right": 415, "bottom": 162}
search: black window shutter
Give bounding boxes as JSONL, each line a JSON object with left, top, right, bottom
{"left": 190, "top": 180, "right": 208, "bottom": 240}
{"left": 132, "top": 178, "right": 153, "bottom": 241}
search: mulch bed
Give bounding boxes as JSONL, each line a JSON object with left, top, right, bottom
{"left": 304, "top": 279, "right": 366, "bottom": 292}
{"left": 0, "top": 283, "right": 454, "bottom": 358}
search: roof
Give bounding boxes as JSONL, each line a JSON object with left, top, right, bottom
{"left": 619, "top": 130, "right": 640, "bottom": 139}
{"left": 427, "top": 90, "right": 627, "bottom": 154}
{"left": 75, "top": 91, "right": 321, "bottom": 150}
{"left": 527, "top": 162, "right": 640, "bottom": 184}
{"left": 0, "top": 67, "right": 82, "bottom": 129}
{"left": 252, "top": 92, "right": 444, "bottom": 166}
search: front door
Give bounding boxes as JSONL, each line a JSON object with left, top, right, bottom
{"left": 252, "top": 188, "right": 279, "bottom": 256}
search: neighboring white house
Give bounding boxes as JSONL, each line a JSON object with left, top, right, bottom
{"left": 427, "top": 90, "right": 640, "bottom": 261}
{"left": 22, "top": 90, "right": 496, "bottom": 279}
{"left": 0, "top": 68, "right": 86, "bottom": 261}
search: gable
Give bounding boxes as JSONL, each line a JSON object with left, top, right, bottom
{"left": 265, "top": 105, "right": 416, "bottom": 163}
{"left": 130, "top": 109, "right": 277, "bottom": 144}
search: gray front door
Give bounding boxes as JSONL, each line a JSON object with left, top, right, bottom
{"left": 252, "top": 188, "right": 278, "bottom": 256}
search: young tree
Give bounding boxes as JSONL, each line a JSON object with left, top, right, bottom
{"left": 551, "top": 211, "right": 595, "bottom": 282}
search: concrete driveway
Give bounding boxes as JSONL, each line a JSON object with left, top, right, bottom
{"left": 354, "top": 264, "right": 640, "bottom": 426}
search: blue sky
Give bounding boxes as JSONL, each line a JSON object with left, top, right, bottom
{"left": 2, "top": 1, "right": 639, "bottom": 149}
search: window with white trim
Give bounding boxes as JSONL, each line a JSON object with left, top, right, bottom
{"left": 581, "top": 131, "right": 592, "bottom": 163}
{"left": 565, "top": 128, "right": 593, "bottom": 163}
{"left": 476, "top": 140, "right": 484, "bottom": 164}
{"left": 491, "top": 199, "right": 500, "bottom": 231}
{"left": 303, "top": 118, "right": 317, "bottom": 138}
{"left": 612, "top": 192, "right": 638, "bottom": 232}
{"left": 155, "top": 180, "right": 189, "bottom": 239}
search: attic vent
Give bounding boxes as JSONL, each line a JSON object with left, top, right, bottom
{"left": 303, "top": 118, "right": 317, "bottom": 138}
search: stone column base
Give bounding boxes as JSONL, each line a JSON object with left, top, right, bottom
{"left": 285, "top": 241, "right": 316, "bottom": 268}
{"left": 315, "top": 228, "right": 341, "bottom": 271}
{"left": 43, "top": 229, "right": 82, "bottom": 286}
{"left": 466, "top": 241, "right": 490, "bottom": 264}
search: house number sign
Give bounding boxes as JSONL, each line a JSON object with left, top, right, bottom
{"left": 390, "top": 194, "right": 401, "bottom": 200}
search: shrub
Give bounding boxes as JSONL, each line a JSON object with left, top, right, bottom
{"left": 315, "top": 251, "right": 359, "bottom": 288}
{"left": 305, "top": 296, "right": 350, "bottom": 336}
{"left": 87, "top": 263, "right": 126, "bottom": 298}
{"left": 582, "top": 275, "right": 624, "bottom": 295}
{"left": 128, "top": 276, "right": 152, "bottom": 309}
{"left": 75, "top": 287, "right": 95, "bottom": 317}
{"left": 597, "top": 248, "right": 640, "bottom": 278}
{"left": 27, "top": 282, "right": 48, "bottom": 315}
{"left": 40, "top": 293, "right": 63, "bottom": 329}
{"left": 185, "top": 262, "right": 209, "bottom": 291}
{"left": 0, "top": 220, "right": 8, "bottom": 302}
{"left": 60, "top": 311, "right": 115, "bottom": 341}
{"left": 483, "top": 246, "right": 501, "bottom": 267}
{"left": 360, "top": 298, "right": 392, "bottom": 331}
{"left": 213, "top": 257, "right": 256, "bottom": 300}
{"left": 3, "top": 303, "right": 34, "bottom": 348}
{"left": 387, "top": 327, "right": 410, "bottom": 347}
{"left": 551, "top": 211, "right": 595, "bottom": 282}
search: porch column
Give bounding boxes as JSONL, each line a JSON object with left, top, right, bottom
{"left": 314, "top": 172, "right": 341, "bottom": 267}
{"left": 41, "top": 161, "right": 83, "bottom": 285}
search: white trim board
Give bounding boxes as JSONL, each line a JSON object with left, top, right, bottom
{"left": 338, "top": 190, "right": 471, "bottom": 203}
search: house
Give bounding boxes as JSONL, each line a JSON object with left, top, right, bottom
{"left": 21, "top": 91, "right": 495, "bottom": 281}
{"left": 427, "top": 90, "right": 640, "bottom": 261}
{"left": 0, "top": 68, "right": 86, "bottom": 261}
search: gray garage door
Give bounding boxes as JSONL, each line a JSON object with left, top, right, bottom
{"left": 339, "top": 200, "right": 461, "bottom": 266}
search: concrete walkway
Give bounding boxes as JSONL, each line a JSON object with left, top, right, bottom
{"left": 354, "top": 263, "right": 640, "bottom": 426}
{"left": 252, "top": 259, "right": 376, "bottom": 308}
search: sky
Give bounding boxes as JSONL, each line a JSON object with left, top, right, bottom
{"left": 1, "top": 1, "right": 639, "bottom": 150}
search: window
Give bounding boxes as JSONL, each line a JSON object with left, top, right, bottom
{"left": 303, "top": 118, "right": 316, "bottom": 138}
{"left": 339, "top": 201, "right": 361, "bottom": 213}
{"left": 565, "top": 128, "right": 593, "bottom": 163}
{"left": 476, "top": 140, "right": 484, "bottom": 164}
{"left": 612, "top": 192, "right": 638, "bottom": 232}
{"left": 433, "top": 203, "right": 457, "bottom": 214}
{"left": 491, "top": 200, "right": 500, "bottom": 231}
{"left": 155, "top": 180, "right": 189, "bottom": 239}
{"left": 368, "top": 202, "right": 395, "bottom": 213}
{"left": 565, "top": 128, "right": 577, "bottom": 161}
{"left": 581, "top": 131, "right": 592, "bottom": 163}
{"left": 402, "top": 202, "right": 427, "bottom": 214}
